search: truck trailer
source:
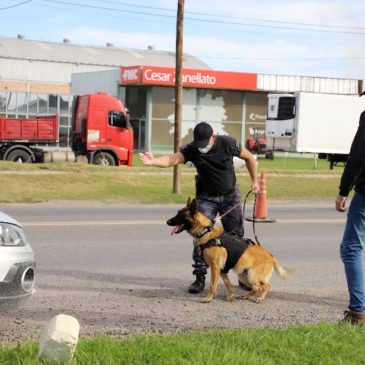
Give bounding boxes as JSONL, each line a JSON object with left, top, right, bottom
{"left": 0, "top": 92, "right": 134, "bottom": 166}
{"left": 266, "top": 92, "right": 365, "bottom": 168}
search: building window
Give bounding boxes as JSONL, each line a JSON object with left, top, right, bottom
{"left": 0, "top": 92, "right": 6, "bottom": 116}
{"left": 151, "top": 87, "right": 198, "bottom": 151}
{"left": 6, "top": 92, "right": 17, "bottom": 118}
{"left": 125, "top": 87, "right": 147, "bottom": 119}
{"left": 60, "top": 95, "right": 70, "bottom": 115}
{"left": 17, "top": 92, "right": 28, "bottom": 117}
{"left": 244, "top": 92, "right": 268, "bottom": 143}
{"left": 38, "top": 94, "right": 48, "bottom": 114}
{"left": 199, "top": 89, "right": 243, "bottom": 142}
{"left": 28, "top": 93, "right": 38, "bottom": 116}
{"left": 49, "top": 94, "right": 58, "bottom": 115}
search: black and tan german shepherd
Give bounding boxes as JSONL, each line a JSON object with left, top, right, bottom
{"left": 167, "top": 198, "right": 295, "bottom": 304}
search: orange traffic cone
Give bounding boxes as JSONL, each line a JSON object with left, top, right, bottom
{"left": 246, "top": 171, "right": 275, "bottom": 223}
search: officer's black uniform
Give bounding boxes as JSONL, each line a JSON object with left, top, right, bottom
{"left": 180, "top": 134, "right": 245, "bottom": 293}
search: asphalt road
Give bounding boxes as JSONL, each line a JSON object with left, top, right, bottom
{"left": 0, "top": 200, "right": 350, "bottom": 343}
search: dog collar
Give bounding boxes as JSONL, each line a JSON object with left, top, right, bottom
{"left": 195, "top": 222, "right": 215, "bottom": 238}
{"left": 195, "top": 226, "right": 211, "bottom": 238}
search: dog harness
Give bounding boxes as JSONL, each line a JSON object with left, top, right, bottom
{"left": 200, "top": 232, "right": 255, "bottom": 273}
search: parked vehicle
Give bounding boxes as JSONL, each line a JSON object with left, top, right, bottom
{"left": 266, "top": 92, "right": 365, "bottom": 168}
{"left": 0, "top": 211, "right": 35, "bottom": 310}
{"left": 0, "top": 92, "right": 134, "bottom": 166}
{"left": 245, "top": 136, "right": 267, "bottom": 155}
{"left": 0, "top": 115, "right": 58, "bottom": 163}
{"left": 71, "top": 92, "right": 133, "bottom": 166}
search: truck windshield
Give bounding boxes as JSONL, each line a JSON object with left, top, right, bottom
{"left": 108, "top": 111, "right": 127, "bottom": 128}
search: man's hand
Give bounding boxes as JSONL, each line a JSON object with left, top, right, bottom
{"left": 336, "top": 195, "right": 347, "bottom": 212}
{"left": 139, "top": 152, "right": 154, "bottom": 166}
{"left": 252, "top": 182, "right": 260, "bottom": 194}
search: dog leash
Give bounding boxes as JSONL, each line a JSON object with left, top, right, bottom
{"left": 242, "top": 190, "right": 261, "bottom": 245}
{"left": 219, "top": 190, "right": 261, "bottom": 245}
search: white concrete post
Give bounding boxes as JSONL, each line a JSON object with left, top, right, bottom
{"left": 38, "top": 314, "right": 80, "bottom": 363}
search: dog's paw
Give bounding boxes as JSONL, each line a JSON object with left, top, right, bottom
{"left": 256, "top": 297, "right": 264, "bottom": 303}
{"left": 201, "top": 297, "right": 212, "bottom": 304}
{"left": 226, "top": 294, "right": 235, "bottom": 302}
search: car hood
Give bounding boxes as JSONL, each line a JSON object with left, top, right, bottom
{"left": 0, "top": 211, "right": 21, "bottom": 227}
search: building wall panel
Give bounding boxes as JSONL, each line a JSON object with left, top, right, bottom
{"left": 0, "top": 58, "right": 117, "bottom": 83}
{"left": 257, "top": 74, "right": 359, "bottom": 95}
{"left": 71, "top": 69, "right": 120, "bottom": 96}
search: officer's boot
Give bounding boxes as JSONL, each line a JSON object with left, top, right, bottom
{"left": 188, "top": 275, "right": 205, "bottom": 294}
{"left": 341, "top": 310, "right": 365, "bottom": 325}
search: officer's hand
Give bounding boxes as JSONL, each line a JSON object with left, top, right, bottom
{"left": 252, "top": 182, "right": 260, "bottom": 194}
{"left": 336, "top": 195, "right": 347, "bottom": 212}
{"left": 138, "top": 152, "right": 154, "bottom": 166}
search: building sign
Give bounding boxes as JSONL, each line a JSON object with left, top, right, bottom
{"left": 121, "top": 66, "right": 141, "bottom": 84}
{"left": 120, "top": 66, "right": 258, "bottom": 91}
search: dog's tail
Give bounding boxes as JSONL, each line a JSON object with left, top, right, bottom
{"left": 273, "top": 257, "right": 296, "bottom": 279}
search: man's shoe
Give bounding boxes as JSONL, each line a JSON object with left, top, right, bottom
{"left": 238, "top": 281, "right": 251, "bottom": 291}
{"left": 188, "top": 276, "right": 205, "bottom": 294}
{"left": 341, "top": 310, "right": 365, "bottom": 325}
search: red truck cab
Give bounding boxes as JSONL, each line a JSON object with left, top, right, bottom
{"left": 72, "top": 92, "right": 133, "bottom": 166}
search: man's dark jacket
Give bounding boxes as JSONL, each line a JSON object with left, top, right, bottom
{"left": 339, "top": 111, "right": 365, "bottom": 197}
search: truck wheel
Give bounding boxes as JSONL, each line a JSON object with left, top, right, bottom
{"left": 6, "top": 149, "right": 32, "bottom": 163}
{"left": 93, "top": 152, "right": 116, "bottom": 166}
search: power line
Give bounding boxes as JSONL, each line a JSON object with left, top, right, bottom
{"left": 0, "top": 0, "right": 32, "bottom": 11}
{"left": 40, "top": 0, "right": 365, "bottom": 36}
{"left": 98, "top": 0, "right": 365, "bottom": 32}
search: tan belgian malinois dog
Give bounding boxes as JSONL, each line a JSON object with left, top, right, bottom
{"left": 167, "top": 198, "right": 295, "bottom": 304}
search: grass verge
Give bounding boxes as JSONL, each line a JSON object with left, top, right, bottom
{"left": 0, "top": 157, "right": 343, "bottom": 204}
{"left": 1, "top": 324, "right": 364, "bottom": 365}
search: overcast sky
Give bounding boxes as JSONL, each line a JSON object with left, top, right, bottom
{"left": 1, "top": 0, "right": 365, "bottom": 84}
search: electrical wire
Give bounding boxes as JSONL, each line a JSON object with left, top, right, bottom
{"left": 40, "top": 0, "right": 365, "bottom": 35}
{"left": 0, "top": 0, "right": 32, "bottom": 11}
{"left": 97, "top": 0, "right": 365, "bottom": 32}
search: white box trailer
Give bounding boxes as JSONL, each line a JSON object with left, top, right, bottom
{"left": 266, "top": 92, "right": 365, "bottom": 168}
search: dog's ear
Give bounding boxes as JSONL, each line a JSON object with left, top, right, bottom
{"left": 186, "top": 197, "right": 192, "bottom": 207}
{"left": 190, "top": 198, "right": 197, "bottom": 214}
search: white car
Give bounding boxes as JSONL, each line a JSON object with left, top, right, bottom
{"left": 0, "top": 211, "right": 35, "bottom": 310}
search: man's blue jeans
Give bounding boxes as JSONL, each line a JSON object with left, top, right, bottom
{"left": 191, "top": 186, "right": 244, "bottom": 277}
{"left": 340, "top": 192, "right": 365, "bottom": 313}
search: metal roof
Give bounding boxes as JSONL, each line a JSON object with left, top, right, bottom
{"left": 0, "top": 36, "right": 210, "bottom": 69}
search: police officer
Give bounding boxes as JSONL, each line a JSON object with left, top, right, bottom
{"left": 139, "top": 122, "right": 260, "bottom": 293}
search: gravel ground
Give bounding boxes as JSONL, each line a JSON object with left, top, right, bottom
{"left": 0, "top": 267, "right": 347, "bottom": 344}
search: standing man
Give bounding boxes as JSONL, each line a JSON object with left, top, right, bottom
{"left": 336, "top": 109, "right": 365, "bottom": 324}
{"left": 139, "top": 122, "right": 260, "bottom": 294}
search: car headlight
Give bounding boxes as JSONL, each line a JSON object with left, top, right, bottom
{"left": 0, "top": 223, "right": 26, "bottom": 246}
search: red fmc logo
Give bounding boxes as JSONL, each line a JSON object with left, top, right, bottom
{"left": 120, "top": 66, "right": 258, "bottom": 91}
{"left": 121, "top": 67, "right": 141, "bottom": 84}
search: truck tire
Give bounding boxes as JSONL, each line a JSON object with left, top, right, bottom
{"left": 92, "top": 152, "right": 116, "bottom": 166}
{"left": 6, "top": 149, "right": 32, "bottom": 163}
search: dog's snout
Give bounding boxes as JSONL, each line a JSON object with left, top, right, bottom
{"left": 167, "top": 214, "right": 181, "bottom": 226}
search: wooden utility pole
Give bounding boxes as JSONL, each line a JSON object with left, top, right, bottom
{"left": 173, "top": 0, "right": 184, "bottom": 194}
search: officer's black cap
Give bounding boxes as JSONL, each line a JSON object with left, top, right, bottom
{"left": 193, "top": 122, "right": 213, "bottom": 148}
